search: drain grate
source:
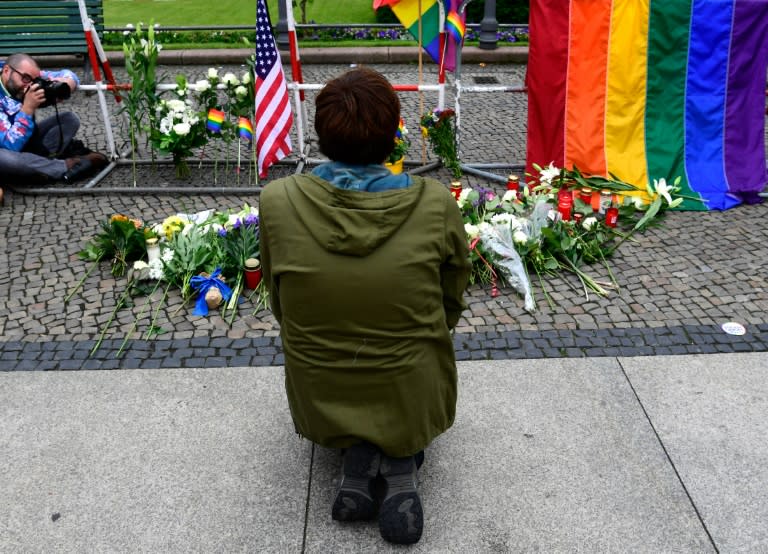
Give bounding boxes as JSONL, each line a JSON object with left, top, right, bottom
{"left": 473, "top": 76, "right": 500, "bottom": 85}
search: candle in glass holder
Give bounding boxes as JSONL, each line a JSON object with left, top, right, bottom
{"left": 146, "top": 237, "right": 160, "bottom": 264}
{"left": 590, "top": 190, "right": 601, "bottom": 212}
{"left": 579, "top": 187, "right": 592, "bottom": 204}
{"left": 506, "top": 175, "right": 520, "bottom": 192}
{"left": 605, "top": 206, "right": 619, "bottom": 227}
{"left": 557, "top": 188, "right": 573, "bottom": 221}
{"left": 599, "top": 189, "right": 612, "bottom": 214}
{"left": 450, "top": 181, "right": 462, "bottom": 201}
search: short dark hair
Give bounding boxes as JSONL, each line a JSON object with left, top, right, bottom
{"left": 314, "top": 67, "right": 400, "bottom": 165}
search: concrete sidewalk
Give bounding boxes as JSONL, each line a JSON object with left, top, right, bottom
{"left": 3, "top": 353, "right": 766, "bottom": 552}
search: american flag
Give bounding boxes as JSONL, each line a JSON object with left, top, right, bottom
{"left": 255, "top": 0, "right": 292, "bottom": 178}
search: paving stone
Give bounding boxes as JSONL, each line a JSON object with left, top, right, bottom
{"left": 1, "top": 61, "right": 767, "bottom": 370}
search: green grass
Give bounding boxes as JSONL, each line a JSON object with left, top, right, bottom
{"left": 103, "top": 0, "right": 378, "bottom": 27}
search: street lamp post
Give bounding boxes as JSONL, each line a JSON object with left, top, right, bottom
{"left": 275, "top": 0, "right": 290, "bottom": 51}
{"left": 478, "top": 0, "right": 498, "bottom": 51}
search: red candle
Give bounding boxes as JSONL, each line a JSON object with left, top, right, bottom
{"left": 450, "top": 181, "right": 462, "bottom": 201}
{"left": 557, "top": 188, "right": 573, "bottom": 221}
{"left": 590, "top": 190, "right": 601, "bottom": 212}
{"left": 605, "top": 206, "right": 619, "bottom": 228}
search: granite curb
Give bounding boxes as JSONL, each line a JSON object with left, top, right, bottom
{"left": 1, "top": 324, "right": 768, "bottom": 372}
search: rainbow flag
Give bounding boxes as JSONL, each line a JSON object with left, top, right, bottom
{"left": 444, "top": 1, "right": 465, "bottom": 44}
{"left": 238, "top": 117, "right": 253, "bottom": 142}
{"left": 526, "top": 0, "right": 768, "bottom": 210}
{"left": 376, "top": 0, "right": 443, "bottom": 69}
{"left": 206, "top": 108, "right": 225, "bottom": 133}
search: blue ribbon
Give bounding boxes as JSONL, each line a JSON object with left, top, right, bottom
{"left": 190, "top": 268, "right": 233, "bottom": 316}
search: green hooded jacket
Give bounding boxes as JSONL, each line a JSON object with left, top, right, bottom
{"left": 260, "top": 173, "right": 471, "bottom": 457}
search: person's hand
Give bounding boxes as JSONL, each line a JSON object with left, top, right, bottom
{"left": 20, "top": 82, "right": 46, "bottom": 114}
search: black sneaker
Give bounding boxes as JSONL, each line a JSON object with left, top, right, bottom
{"left": 331, "top": 442, "right": 381, "bottom": 522}
{"left": 61, "top": 139, "right": 93, "bottom": 158}
{"left": 63, "top": 152, "right": 108, "bottom": 183}
{"left": 378, "top": 455, "right": 423, "bottom": 544}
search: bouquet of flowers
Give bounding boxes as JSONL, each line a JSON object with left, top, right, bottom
{"left": 150, "top": 80, "right": 208, "bottom": 178}
{"left": 421, "top": 108, "right": 462, "bottom": 178}
{"left": 456, "top": 165, "right": 691, "bottom": 310}
{"left": 387, "top": 117, "right": 410, "bottom": 164}
{"left": 77, "top": 214, "right": 156, "bottom": 278}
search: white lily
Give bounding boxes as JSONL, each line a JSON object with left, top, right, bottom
{"left": 539, "top": 162, "right": 561, "bottom": 185}
{"left": 652, "top": 177, "right": 674, "bottom": 205}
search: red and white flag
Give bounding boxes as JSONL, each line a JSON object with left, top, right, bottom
{"left": 255, "top": 0, "right": 292, "bottom": 178}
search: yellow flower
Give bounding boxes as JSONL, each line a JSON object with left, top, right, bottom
{"left": 161, "top": 215, "right": 186, "bottom": 239}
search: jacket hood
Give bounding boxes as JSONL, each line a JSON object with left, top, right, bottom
{"left": 282, "top": 174, "right": 425, "bottom": 256}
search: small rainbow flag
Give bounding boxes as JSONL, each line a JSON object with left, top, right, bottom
{"left": 238, "top": 117, "right": 253, "bottom": 142}
{"left": 207, "top": 108, "right": 225, "bottom": 133}
{"left": 445, "top": 6, "right": 466, "bottom": 44}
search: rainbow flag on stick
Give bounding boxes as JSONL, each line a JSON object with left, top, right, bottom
{"left": 526, "top": 0, "right": 768, "bottom": 210}
{"left": 206, "top": 108, "right": 225, "bottom": 133}
{"left": 238, "top": 117, "right": 253, "bottom": 142}
{"left": 444, "top": 0, "right": 465, "bottom": 44}
{"left": 374, "top": 0, "right": 448, "bottom": 70}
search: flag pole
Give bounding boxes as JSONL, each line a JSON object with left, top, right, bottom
{"left": 418, "top": 0, "right": 427, "bottom": 164}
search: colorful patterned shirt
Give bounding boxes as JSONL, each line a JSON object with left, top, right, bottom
{"left": 0, "top": 61, "right": 79, "bottom": 151}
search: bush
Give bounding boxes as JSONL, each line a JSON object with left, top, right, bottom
{"left": 374, "top": 6, "right": 399, "bottom": 24}
{"left": 466, "top": 0, "right": 528, "bottom": 24}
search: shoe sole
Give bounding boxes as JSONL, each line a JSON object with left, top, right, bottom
{"left": 331, "top": 475, "right": 377, "bottom": 521}
{"left": 379, "top": 457, "right": 423, "bottom": 544}
{"left": 331, "top": 443, "right": 380, "bottom": 522}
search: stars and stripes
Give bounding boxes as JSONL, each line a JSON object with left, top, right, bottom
{"left": 255, "top": 0, "right": 292, "bottom": 178}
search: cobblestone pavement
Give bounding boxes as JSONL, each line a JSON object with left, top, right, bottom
{"left": 2, "top": 61, "right": 768, "bottom": 370}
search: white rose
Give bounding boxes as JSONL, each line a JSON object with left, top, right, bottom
{"left": 173, "top": 122, "right": 191, "bottom": 136}
{"left": 464, "top": 223, "right": 480, "bottom": 239}
{"left": 167, "top": 99, "right": 186, "bottom": 112}
{"left": 195, "top": 79, "right": 211, "bottom": 92}
{"left": 208, "top": 67, "right": 219, "bottom": 79}
{"left": 223, "top": 72, "right": 239, "bottom": 86}
{"left": 501, "top": 190, "right": 517, "bottom": 203}
{"left": 582, "top": 216, "right": 597, "bottom": 230}
{"left": 241, "top": 72, "right": 252, "bottom": 84}
{"left": 513, "top": 230, "right": 528, "bottom": 244}
{"left": 235, "top": 85, "right": 248, "bottom": 97}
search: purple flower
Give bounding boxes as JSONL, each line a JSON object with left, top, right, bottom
{"left": 232, "top": 218, "right": 242, "bottom": 229}
{"left": 218, "top": 228, "right": 227, "bottom": 237}
{"left": 244, "top": 214, "right": 259, "bottom": 226}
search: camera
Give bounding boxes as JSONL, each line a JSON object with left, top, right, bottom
{"left": 31, "top": 77, "right": 71, "bottom": 108}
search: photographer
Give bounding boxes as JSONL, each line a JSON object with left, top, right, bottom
{"left": 0, "top": 53, "right": 107, "bottom": 190}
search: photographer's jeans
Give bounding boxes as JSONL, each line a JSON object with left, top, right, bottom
{"left": 0, "top": 111, "right": 79, "bottom": 181}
